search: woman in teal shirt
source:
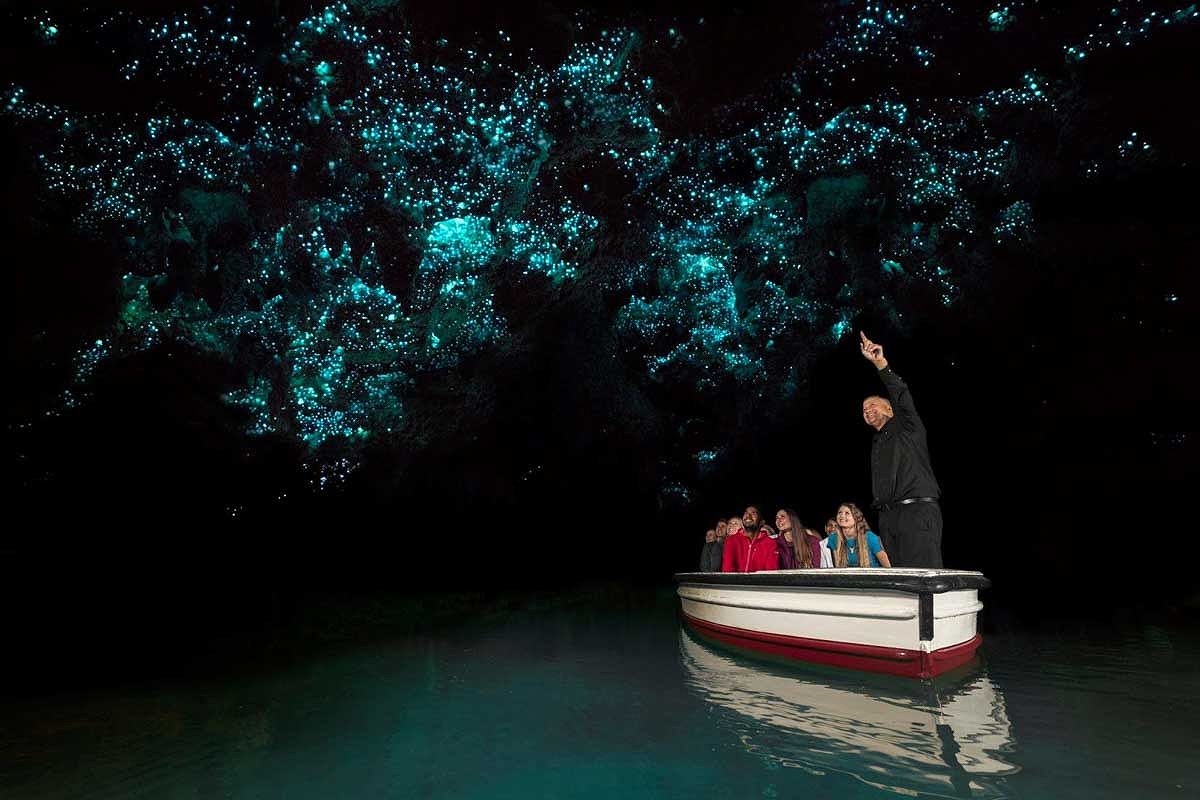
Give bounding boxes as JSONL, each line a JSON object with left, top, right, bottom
{"left": 826, "top": 502, "right": 893, "bottom": 568}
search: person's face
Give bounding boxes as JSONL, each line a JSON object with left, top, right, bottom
{"left": 716, "top": 521, "right": 727, "bottom": 539}
{"left": 705, "top": 529, "right": 716, "bottom": 543}
{"left": 728, "top": 517, "right": 744, "bottom": 535}
{"left": 825, "top": 520, "right": 837, "bottom": 534}
{"left": 774, "top": 510, "right": 790, "bottom": 532}
{"left": 863, "top": 398, "right": 891, "bottom": 431}
{"left": 837, "top": 506, "right": 854, "bottom": 529}
{"left": 743, "top": 507, "right": 760, "bottom": 530}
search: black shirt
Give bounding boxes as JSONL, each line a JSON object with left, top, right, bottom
{"left": 870, "top": 367, "right": 941, "bottom": 507}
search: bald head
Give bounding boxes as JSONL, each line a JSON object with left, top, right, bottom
{"left": 862, "top": 395, "right": 894, "bottom": 431}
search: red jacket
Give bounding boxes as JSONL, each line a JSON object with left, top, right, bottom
{"left": 722, "top": 530, "right": 780, "bottom": 573}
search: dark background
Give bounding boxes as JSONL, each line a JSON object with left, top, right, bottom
{"left": 2, "top": 0, "right": 1197, "bottom": 686}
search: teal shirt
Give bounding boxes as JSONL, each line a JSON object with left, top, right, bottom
{"left": 825, "top": 531, "right": 884, "bottom": 567}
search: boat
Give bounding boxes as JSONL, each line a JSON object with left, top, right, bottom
{"left": 675, "top": 568, "right": 990, "bottom": 678}
{"left": 679, "top": 629, "right": 1017, "bottom": 798}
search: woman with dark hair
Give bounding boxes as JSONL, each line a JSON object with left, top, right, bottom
{"left": 774, "top": 509, "right": 825, "bottom": 569}
{"left": 774, "top": 510, "right": 799, "bottom": 569}
{"left": 826, "top": 503, "right": 892, "bottom": 568}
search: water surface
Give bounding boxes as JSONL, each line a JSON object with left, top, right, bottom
{"left": 3, "top": 590, "right": 1196, "bottom": 799}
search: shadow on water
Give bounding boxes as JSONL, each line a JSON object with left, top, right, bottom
{"left": 678, "top": 626, "right": 1017, "bottom": 799}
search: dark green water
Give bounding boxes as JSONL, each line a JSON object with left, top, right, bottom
{"left": 3, "top": 590, "right": 1197, "bottom": 799}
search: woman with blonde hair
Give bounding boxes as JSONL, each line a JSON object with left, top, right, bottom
{"left": 826, "top": 503, "right": 891, "bottom": 568}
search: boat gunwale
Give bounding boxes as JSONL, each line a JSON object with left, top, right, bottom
{"left": 674, "top": 569, "right": 990, "bottom": 594}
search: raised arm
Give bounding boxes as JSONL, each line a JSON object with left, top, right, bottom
{"left": 860, "top": 331, "right": 920, "bottom": 422}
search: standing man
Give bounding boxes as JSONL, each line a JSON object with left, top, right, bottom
{"left": 722, "top": 506, "right": 780, "bottom": 572}
{"left": 858, "top": 332, "right": 943, "bottom": 567}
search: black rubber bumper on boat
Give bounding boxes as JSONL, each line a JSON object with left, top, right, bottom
{"left": 673, "top": 571, "right": 991, "bottom": 594}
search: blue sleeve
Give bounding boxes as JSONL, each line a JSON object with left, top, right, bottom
{"left": 867, "top": 532, "right": 883, "bottom": 556}
{"left": 825, "top": 534, "right": 837, "bottom": 551}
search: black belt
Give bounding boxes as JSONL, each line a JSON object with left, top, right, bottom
{"left": 873, "top": 496, "right": 938, "bottom": 512}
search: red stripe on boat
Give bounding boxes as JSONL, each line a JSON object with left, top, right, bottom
{"left": 681, "top": 611, "right": 982, "bottom": 679}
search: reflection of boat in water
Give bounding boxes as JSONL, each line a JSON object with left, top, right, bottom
{"left": 680, "top": 629, "right": 1018, "bottom": 799}
{"left": 676, "top": 569, "right": 990, "bottom": 678}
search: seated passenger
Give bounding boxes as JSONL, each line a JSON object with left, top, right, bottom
{"left": 699, "top": 529, "right": 723, "bottom": 572}
{"left": 776, "top": 517, "right": 798, "bottom": 569}
{"left": 775, "top": 509, "right": 825, "bottom": 569}
{"left": 777, "top": 534, "right": 797, "bottom": 570}
{"left": 722, "top": 506, "right": 780, "bottom": 572}
{"left": 714, "top": 520, "right": 729, "bottom": 564}
{"left": 805, "top": 526, "right": 835, "bottom": 568}
{"left": 720, "top": 517, "right": 743, "bottom": 572}
{"left": 820, "top": 515, "right": 840, "bottom": 566}
{"left": 727, "top": 516, "right": 744, "bottom": 536}
{"left": 826, "top": 502, "right": 892, "bottom": 568}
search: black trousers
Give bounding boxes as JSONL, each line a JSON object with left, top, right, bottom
{"left": 878, "top": 502, "right": 943, "bottom": 568}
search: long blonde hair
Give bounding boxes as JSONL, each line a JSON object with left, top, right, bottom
{"left": 833, "top": 503, "right": 873, "bottom": 568}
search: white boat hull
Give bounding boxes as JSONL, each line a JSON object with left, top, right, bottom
{"left": 676, "top": 568, "right": 989, "bottom": 678}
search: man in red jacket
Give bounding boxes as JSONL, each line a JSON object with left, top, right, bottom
{"left": 722, "top": 506, "right": 781, "bottom": 572}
